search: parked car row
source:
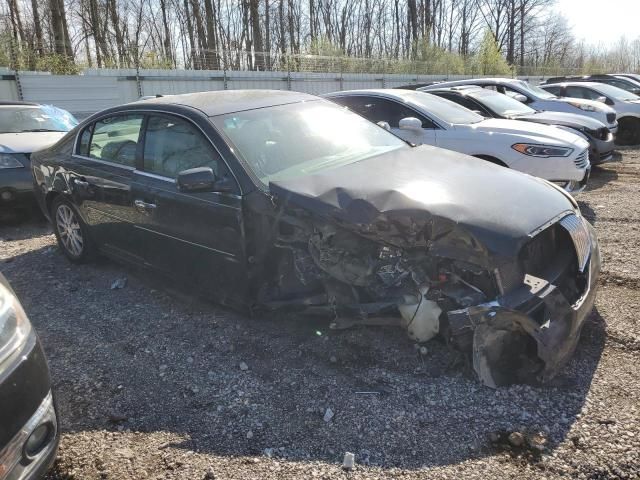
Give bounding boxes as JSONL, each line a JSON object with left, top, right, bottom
{"left": 1, "top": 75, "right": 624, "bottom": 476}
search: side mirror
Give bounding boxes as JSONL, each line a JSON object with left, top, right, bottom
{"left": 596, "top": 96, "right": 608, "bottom": 104}
{"left": 513, "top": 93, "right": 528, "bottom": 103}
{"left": 472, "top": 110, "right": 487, "bottom": 117}
{"left": 399, "top": 117, "right": 423, "bottom": 132}
{"left": 177, "top": 167, "right": 234, "bottom": 193}
{"left": 377, "top": 121, "right": 391, "bottom": 131}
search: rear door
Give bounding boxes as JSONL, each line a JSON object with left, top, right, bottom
{"left": 130, "top": 113, "right": 247, "bottom": 302}
{"left": 72, "top": 113, "right": 146, "bottom": 264}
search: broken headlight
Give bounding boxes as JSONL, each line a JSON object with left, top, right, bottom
{"left": 512, "top": 144, "right": 573, "bottom": 158}
{"left": 0, "top": 281, "right": 32, "bottom": 368}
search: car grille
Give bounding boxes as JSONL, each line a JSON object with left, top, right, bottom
{"left": 574, "top": 149, "right": 589, "bottom": 169}
{"left": 499, "top": 215, "right": 591, "bottom": 298}
{"left": 606, "top": 113, "right": 616, "bottom": 124}
{"left": 559, "top": 214, "right": 591, "bottom": 272}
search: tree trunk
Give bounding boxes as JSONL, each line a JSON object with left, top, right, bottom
{"left": 183, "top": 0, "right": 198, "bottom": 68}
{"left": 190, "top": 0, "right": 209, "bottom": 69}
{"left": 31, "top": 0, "right": 45, "bottom": 55}
{"left": 249, "top": 0, "right": 263, "bottom": 70}
{"left": 159, "top": 0, "right": 174, "bottom": 65}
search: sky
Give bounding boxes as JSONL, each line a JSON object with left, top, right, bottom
{"left": 556, "top": 0, "right": 640, "bottom": 45}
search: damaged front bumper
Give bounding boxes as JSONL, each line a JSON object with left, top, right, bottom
{"left": 448, "top": 221, "right": 600, "bottom": 388}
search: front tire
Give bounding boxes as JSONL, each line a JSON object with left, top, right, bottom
{"left": 51, "top": 197, "right": 94, "bottom": 263}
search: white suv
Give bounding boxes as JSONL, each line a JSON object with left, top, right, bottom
{"left": 418, "top": 78, "right": 619, "bottom": 134}
{"left": 327, "top": 89, "right": 591, "bottom": 194}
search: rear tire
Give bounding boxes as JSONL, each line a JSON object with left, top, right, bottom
{"left": 51, "top": 197, "right": 95, "bottom": 263}
{"left": 616, "top": 117, "right": 640, "bottom": 146}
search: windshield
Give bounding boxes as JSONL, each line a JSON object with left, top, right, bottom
{"left": 591, "top": 83, "right": 640, "bottom": 102}
{"left": 470, "top": 90, "right": 536, "bottom": 117}
{"left": 0, "top": 105, "right": 78, "bottom": 133}
{"left": 403, "top": 91, "right": 484, "bottom": 124}
{"left": 515, "top": 80, "right": 557, "bottom": 99}
{"left": 211, "top": 101, "right": 407, "bottom": 185}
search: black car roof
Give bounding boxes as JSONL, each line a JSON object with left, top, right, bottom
{"left": 130, "top": 90, "right": 320, "bottom": 117}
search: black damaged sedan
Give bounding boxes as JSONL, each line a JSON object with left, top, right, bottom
{"left": 31, "top": 90, "right": 600, "bottom": 387}
{"left": 0, "top": 274, "right": 58, "bottom": 479}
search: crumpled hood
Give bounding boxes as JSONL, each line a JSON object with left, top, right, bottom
{"left": 514, "top": 110, "right": 606, "bottom": 130}
{"left": 464, "top": 118, "right": 589, "bottom": 148}
{"left": 0, "top": 132, "right": 66, "bottom": 154}
{"left": 270, "top": 145, "right": 575, "bottom": 263}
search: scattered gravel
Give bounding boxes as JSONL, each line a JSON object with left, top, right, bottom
{"left": 1, "top": 149, "right": 639, "bottom": 479}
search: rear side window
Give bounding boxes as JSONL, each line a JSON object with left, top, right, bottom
{"left": 142, "top": 115, "right": 224, "bottom": 178}
{"left": 89, "top": 114, "right": 144, "bottom": 167}
{"left": 77, "top": 125, "right": 92, "bottom": 156}
{"left": 542, "top": 86, "right": 562, "bottom": 95}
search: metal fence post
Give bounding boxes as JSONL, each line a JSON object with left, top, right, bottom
{"left": 223, "top": 67, "right": 228, "bottom": 90}
{"left": 134, "top": 53, "right": 142, "bottom": 98}
{"left": 286, "top": 55, "right": 292, "bottom": 90}
{"left": 9, "top": 39, "right": 23, "bottom": 101}
{"left": 339, "top": 57, "right": 344, "bottom": 91}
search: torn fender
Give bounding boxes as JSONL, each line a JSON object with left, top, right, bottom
{"left": 450, "top": 241, "right": 600, "bottom": 388}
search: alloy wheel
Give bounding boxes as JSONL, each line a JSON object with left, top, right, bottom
{"left": 55, "top": 204, "right": 84, "bottom": 257}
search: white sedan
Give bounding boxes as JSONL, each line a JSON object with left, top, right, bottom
{"left": 418, "top": 78, "right": 619, "bottom": 134}
{"left": 540, "top": 81, "right": 640, "bottom": 145}
{"left": 326, "top": 89, "right": 591, "bottom": 194}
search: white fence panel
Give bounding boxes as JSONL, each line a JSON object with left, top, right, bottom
{"left": 19, "top": 73, "right": 123, "bottom": 117}
{"left": 0, "top": 68, "right": 549, "bottom": 117}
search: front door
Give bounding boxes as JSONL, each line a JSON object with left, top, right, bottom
{"left": 131, "top": 113, "right": 247, "bottom": 304}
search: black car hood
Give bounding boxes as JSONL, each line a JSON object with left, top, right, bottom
{"left": 514, "top": 111, "right": 604, "bottom": 130}
{"left": 270, "top": 145, "right": 574, "bottom": 265}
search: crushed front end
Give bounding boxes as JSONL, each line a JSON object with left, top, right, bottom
{"left": 253, "top": 199, "right": 600, "bottom": 388}
{"left": 448, "top": 214, "right": 600, "bottom": 387}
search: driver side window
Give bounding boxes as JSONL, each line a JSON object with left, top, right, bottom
{"left": 143, "top": 115, "right": 224, "bottom": 179}
{"left": 338, "top": 97, "right": 436, "bottom": 129}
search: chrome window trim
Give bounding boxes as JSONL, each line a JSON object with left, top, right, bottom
{"left": 71, "top": 154, "right": 136, "bottom": 171}
{"left": 134, "top": 169, "right": 174, "bottom": 183}
{"left": 73, "top": 108, "right": 243, "bottom": 195}
{"left": 132, "top": 169, "right": 242, "bottom": 204}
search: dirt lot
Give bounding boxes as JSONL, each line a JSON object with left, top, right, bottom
{"left": 1, "top": 149, "right": 639, "bottom": 480}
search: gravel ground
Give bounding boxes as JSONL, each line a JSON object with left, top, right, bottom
{"left": 1, "top": 149, "right": 639, "bottom": 480}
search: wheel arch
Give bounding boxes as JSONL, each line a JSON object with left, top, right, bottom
{"left": 472, "top": 155, "right": 509, "bottom": 168}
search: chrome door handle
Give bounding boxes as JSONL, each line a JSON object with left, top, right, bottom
{"left": 134, "top": 199, "right": 157, "bottom": 213}
{"left": 75, "top": 179, "right": 89, "bottom": 187}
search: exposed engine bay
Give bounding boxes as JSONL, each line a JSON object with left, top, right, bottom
{"left": 256, "top": 206, "right": 599, "bottom": 388}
